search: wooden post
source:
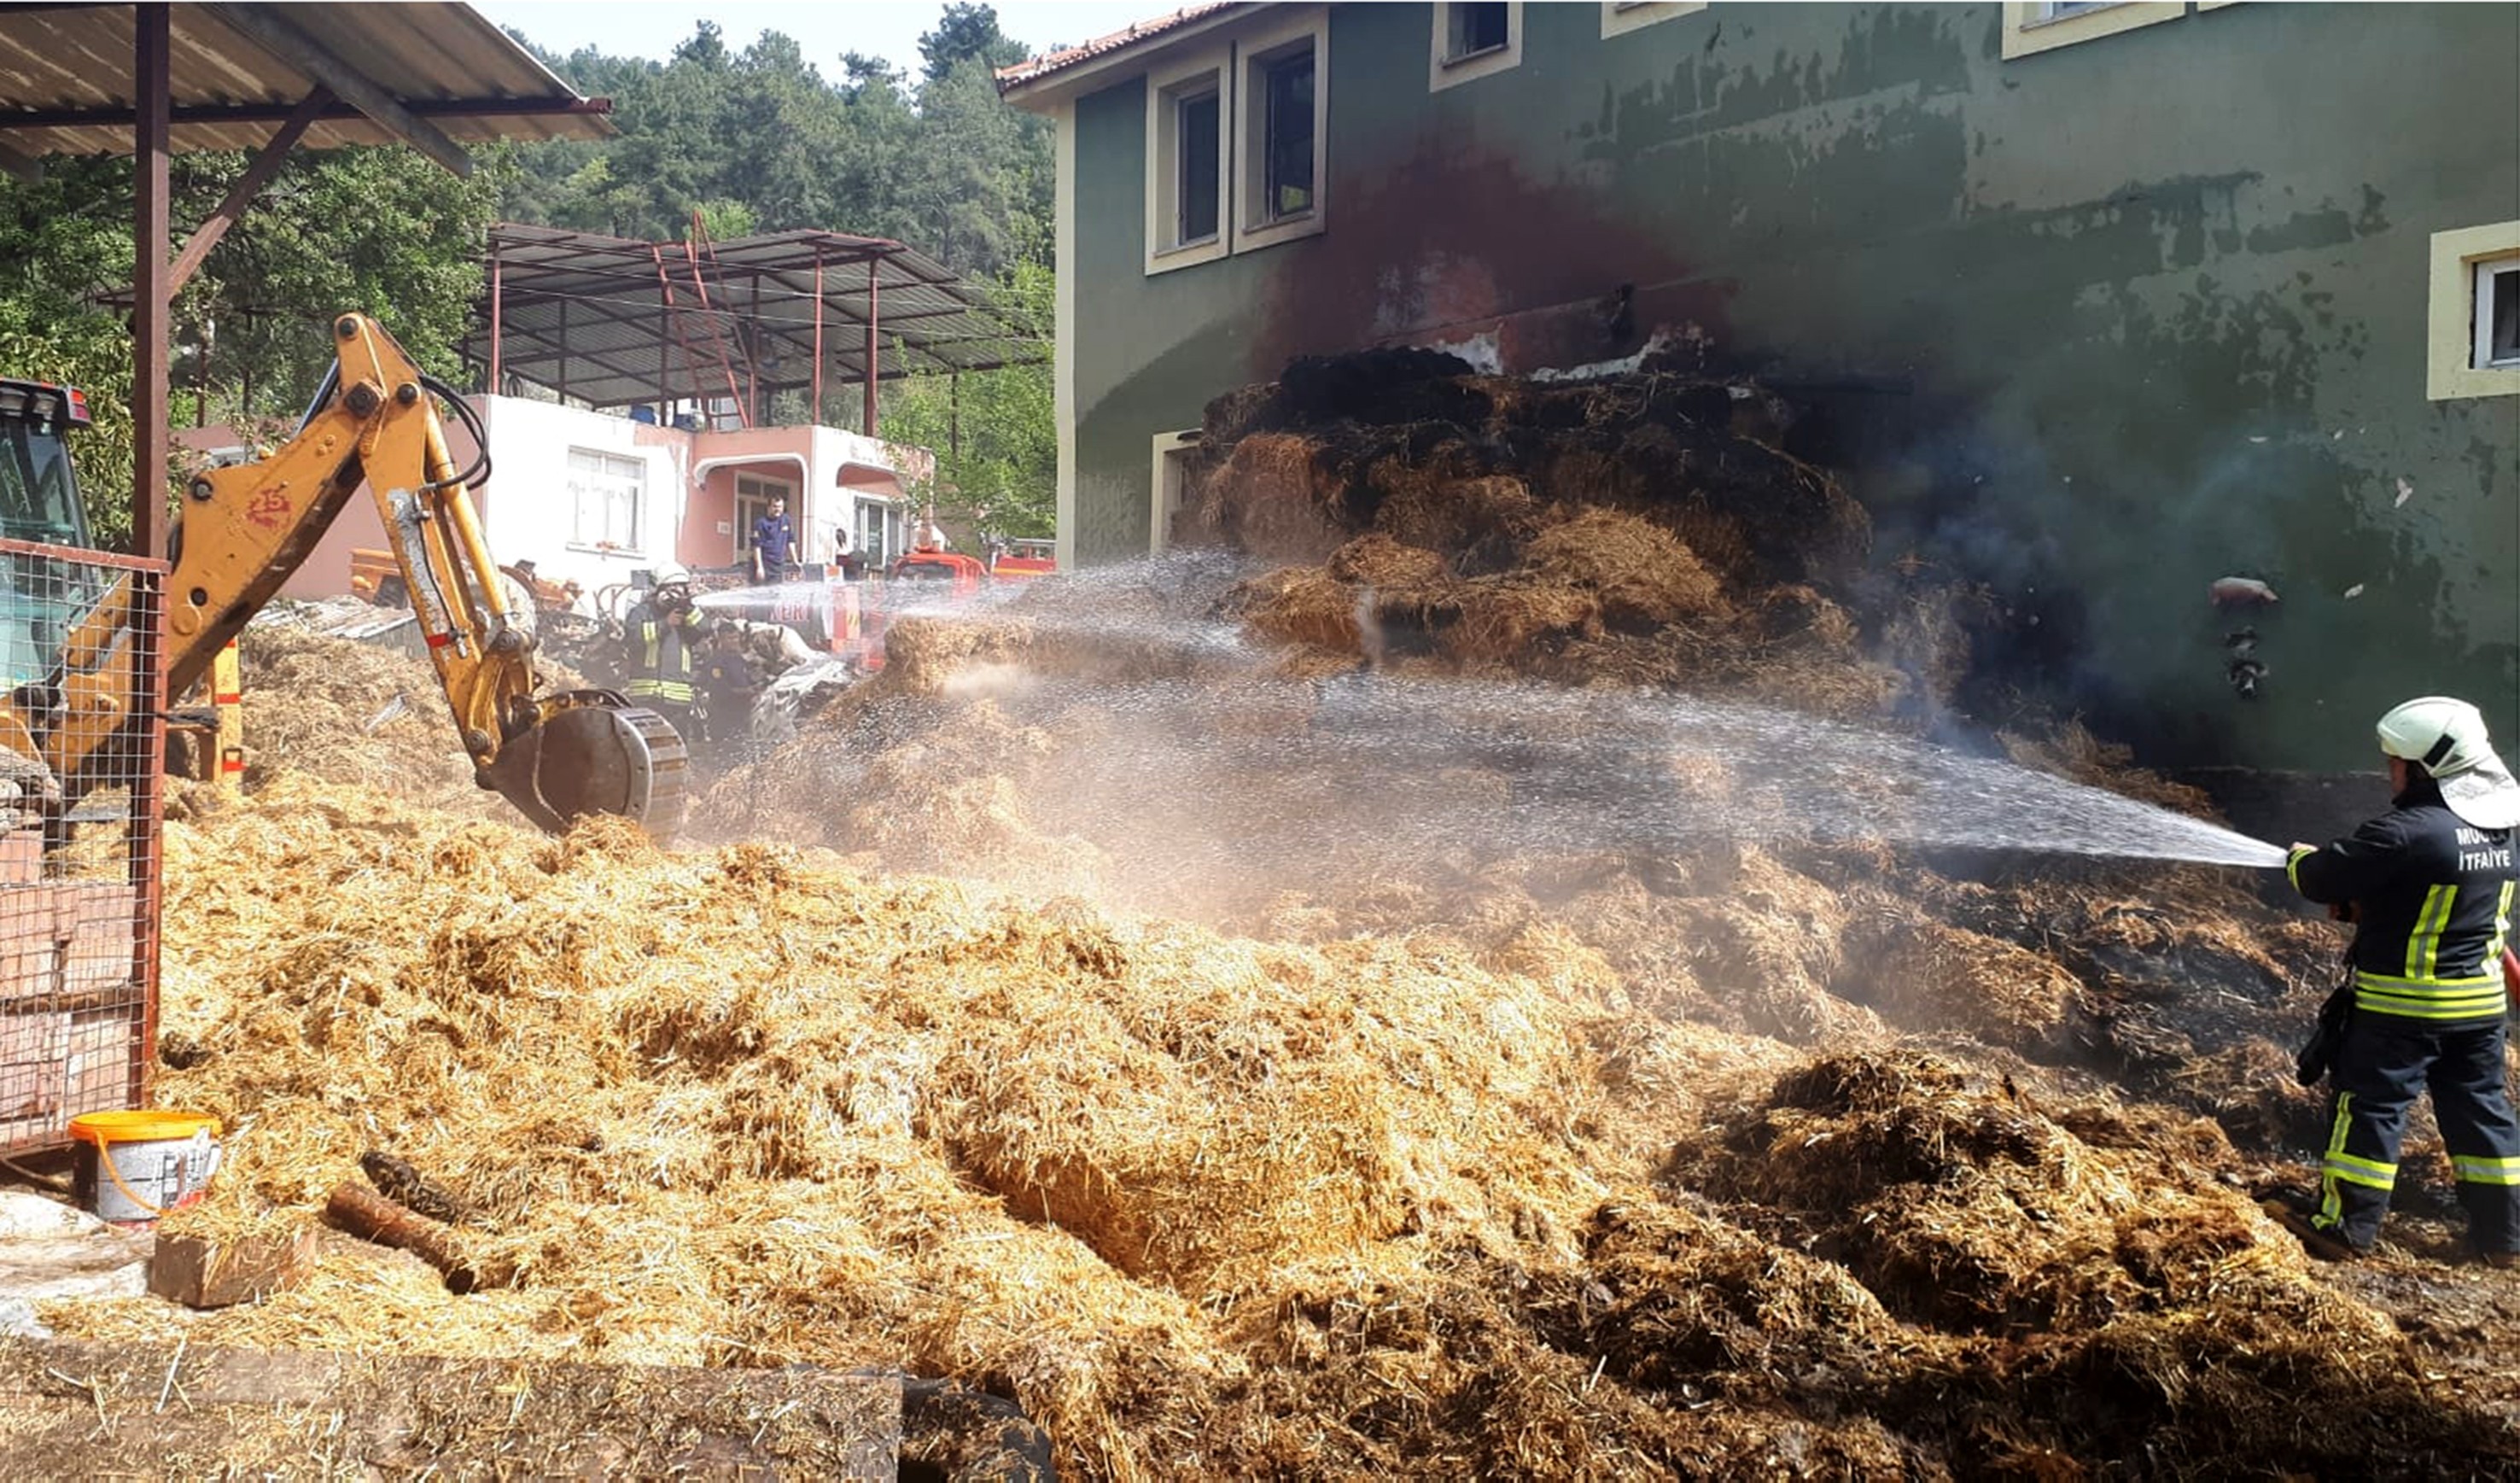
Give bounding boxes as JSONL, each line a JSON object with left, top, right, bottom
{"left": 810, "top": 247, "right": 825, "bottom": 425}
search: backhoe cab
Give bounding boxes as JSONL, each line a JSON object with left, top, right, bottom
{"left": 0, "top": 319, "right": 687, "bottom": 838}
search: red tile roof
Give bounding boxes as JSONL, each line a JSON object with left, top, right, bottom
{"left": 995, "top": 4, "right": 1246, "bottom": 92}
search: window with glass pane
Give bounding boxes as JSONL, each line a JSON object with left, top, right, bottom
{"left": 1263, "top": 49, "right": 1315, "bottom": 221}
{"left": 1177, "top": 90, "right": 1221, "bottom": 244}
{"left": 2478, "top": 262, "right": 2520, "bottom": 370}
{"left": 1448, "top": 3, "right": 1510, "bottom": 59}
{"left": 567, "top": 448, "right": 645, "bottom": 551}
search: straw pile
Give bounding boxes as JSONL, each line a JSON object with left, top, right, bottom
{"left": 229, "top": 624, "right": 483, "bottom": 814}
{"left": 223, "top": 621, "right": 598, "bottom": 821}
{"left": 40, "top": 782, "right": 2508, "bottom": 1477}
{"left": 61, "top": 351, "right": 2514, "bottom": 1474}
{"left": 1176, "top": 352, "right": 1908, "bottom": 714}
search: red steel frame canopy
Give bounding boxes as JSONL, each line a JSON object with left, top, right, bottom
{"left": 0, "top": 2, "right": 616, "bottom": 558}
{"left": 469, "top": 225, "right": 1047, "bottom": 434}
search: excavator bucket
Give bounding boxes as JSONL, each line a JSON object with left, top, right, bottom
{"left": 481, "top": 691, "right": 689, "bottom": 837}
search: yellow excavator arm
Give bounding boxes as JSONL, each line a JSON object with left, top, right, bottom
{"left": 24, "top": 313, "right": 685, "bottom": 834}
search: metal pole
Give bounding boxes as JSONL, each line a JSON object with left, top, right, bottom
{"left": 133, "top": 3, "right": 171, "bottom": 560}
{"left": 811, "top": 247, "right": 825, "bottom": 425}
{"left": 863, "top": 258, "right": 879, "bottom": 435}
{"left": 556, "top": 296, "right": 569, "bottom": 403}
{"left": 488, "top": 244, "right": 504, "bottom": 394}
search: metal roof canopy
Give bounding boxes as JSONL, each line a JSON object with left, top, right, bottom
{"left": 0, "top": 3, "right": 614, "bottom": 170}
{"left": 470, "top": 225, "right": 1047, "bottom": 431}
{"left": 0, "top": 3, "right": 613, "bottom": 562}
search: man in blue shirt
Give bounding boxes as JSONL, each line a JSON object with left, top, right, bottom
{"left": 751, "top": 495, "right": 798, "bottom": 584}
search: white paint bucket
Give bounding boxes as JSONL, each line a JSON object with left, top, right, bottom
{"left": 67, "top": 1110, "right": 223, "bottom": 1224}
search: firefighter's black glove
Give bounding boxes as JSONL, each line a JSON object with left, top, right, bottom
{"left": 2295, "top": 982, "right": 2355, "bottom": 1087}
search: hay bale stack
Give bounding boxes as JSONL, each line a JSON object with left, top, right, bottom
{"left": 1324, "top": 532, "right": 1449, "bottom": 590}
{"left": 1522, "top": 508, "right": 1730, "bottom": 631}
{"left": 1193, "top": 433, "right": 1348, "bottom": 563}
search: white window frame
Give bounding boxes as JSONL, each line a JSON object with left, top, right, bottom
{"left": 855, "top": 495, "right": 904, "bottom": 569}
{"left": 2474, "top": 260, "right": 2520, "bottom": 372}
{"left": 2429, "top": 223, "right": 2520, "bottom": 400}
{"left": 1145, "top": 44, "right": 1232, "bottom": 275}
{"left": 1431, "top": 2, "right": 1522, "bottom": 92}
{"left": 732, "top": 471, "right": 794, "bottom": 561}
{"left": 1601, "top": 2, "right": 1705, "bottom": 39}
{"left": 1150, "top": 429, "right": 1202, "bottom": 554}
{"left": 2000, "top": 2, "right": 2184, "bottom": 60}
{"left": 565, "top": 447, "right": 645, "bottom": 556}
{"left": 1232, "top": 8, "right": 1329, "bottom": 254}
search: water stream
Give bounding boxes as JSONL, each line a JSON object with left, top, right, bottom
{"left": 713, "top": 552, "right": 2290, "bottom": 887}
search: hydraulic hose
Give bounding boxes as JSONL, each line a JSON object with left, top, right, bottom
{"left": 418, "top": 371, "right": 494, "bottom": 493}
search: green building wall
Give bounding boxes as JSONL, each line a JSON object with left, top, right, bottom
{"left": 1052, "top": 3, "right": 2519, "bottom": 772}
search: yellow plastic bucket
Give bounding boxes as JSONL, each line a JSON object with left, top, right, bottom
{"left": 68, "top": 1110, "right": 222, "bottom": 1223}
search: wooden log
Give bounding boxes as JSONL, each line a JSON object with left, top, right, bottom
{"left": 359, "top": 1150, "right": 473, "bottom": 1225}
{"left": 322, "top": 1183, "right": 510, "bottom": 1293}
{"left": 148, "top": 1227, "right": 317, "bottom": 1308}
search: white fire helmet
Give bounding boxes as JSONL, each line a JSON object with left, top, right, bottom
{"left": 2376, "top": 696, "right": 2520, "bottom": 830}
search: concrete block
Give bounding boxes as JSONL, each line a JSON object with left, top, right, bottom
{"left": 63, "top": 1013, "right": 137, "bottom": 1113}
{"left": 61, "top": 946, "right": 132, "bottom": 996}
{"left": 148, "top": 1228, "right": 318, "bottom": 1309}
{"left": 0, "top": 1011, "right": 67, "bottom": 1122}
{"left": 0, "top": 832, "right": 42, "bottom": 886}
{"left": 57, "top": 883, "right": 135, "bottom": 930}
{"left": 0, "top": 885, "right": 68, "bottom": 943}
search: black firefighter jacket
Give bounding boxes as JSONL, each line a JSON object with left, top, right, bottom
{"left": 2288, "top": 781, "right": 2517, "bottom": 1025}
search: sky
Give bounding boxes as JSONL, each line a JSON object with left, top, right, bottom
{"left": 477, "top": 1, "right": 1172, "bottom": 74}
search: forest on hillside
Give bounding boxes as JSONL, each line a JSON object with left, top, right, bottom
{"left": 0, "top": 3, "right": 1057, "bottom": 545}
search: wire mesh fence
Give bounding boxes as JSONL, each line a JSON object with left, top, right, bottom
{"left": 0, "top": 536, "right": 166, "bottom": 1154}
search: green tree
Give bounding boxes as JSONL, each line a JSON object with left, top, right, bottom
{"left": 511, "top": 8, "right": 1054, "bottom": 278}
{"left": 0, "top": 141, "right": 508, "bottom": 547}
{"left": 917, "top": 3, "right": 1028, "bottom": 84}
{"left": 881, "top": 260, "right": 1054, "bottom": 539}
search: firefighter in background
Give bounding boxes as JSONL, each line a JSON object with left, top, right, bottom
{"left": 620, "top": 564, "right": 706, "bottom": 742}
{"left": 698, "top": 626, "right": 758, "bottom": 760}
{"left": 2283, "top": 696, "right": 2520, "bottom": 1267}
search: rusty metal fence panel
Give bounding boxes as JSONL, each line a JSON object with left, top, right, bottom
{"left": 0, "top": 537, "right": 166, "bottom": 1154}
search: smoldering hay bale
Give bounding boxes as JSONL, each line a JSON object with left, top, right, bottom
{"left": 1324, "top": 532, "right": 1450, "bottom": 590}
{"left": 1840, "top": 909, "right": 2086, "bottom": 1054}
{"left": 1194, "top": 432, "right": 1349, "bottom": 563}
{"left": 1521, "top": 507, "right": 1730, "bottom": 630}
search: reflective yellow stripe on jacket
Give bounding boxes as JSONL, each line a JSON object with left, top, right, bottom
{"left": 627, "top": 620, "right": 696, "bottom": 705}
{"left": 2353, "top": 969, "right": 2505, "bottom": 1020}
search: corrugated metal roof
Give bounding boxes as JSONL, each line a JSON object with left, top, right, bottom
{"left": 465, "top": 225, "right": 1047, "bottom": 412}
{"left": 0, "top": 3, "right": 612, "bottom": 158}
{"left": 995, "top": 3, "right": 1245, "bottom": 93}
